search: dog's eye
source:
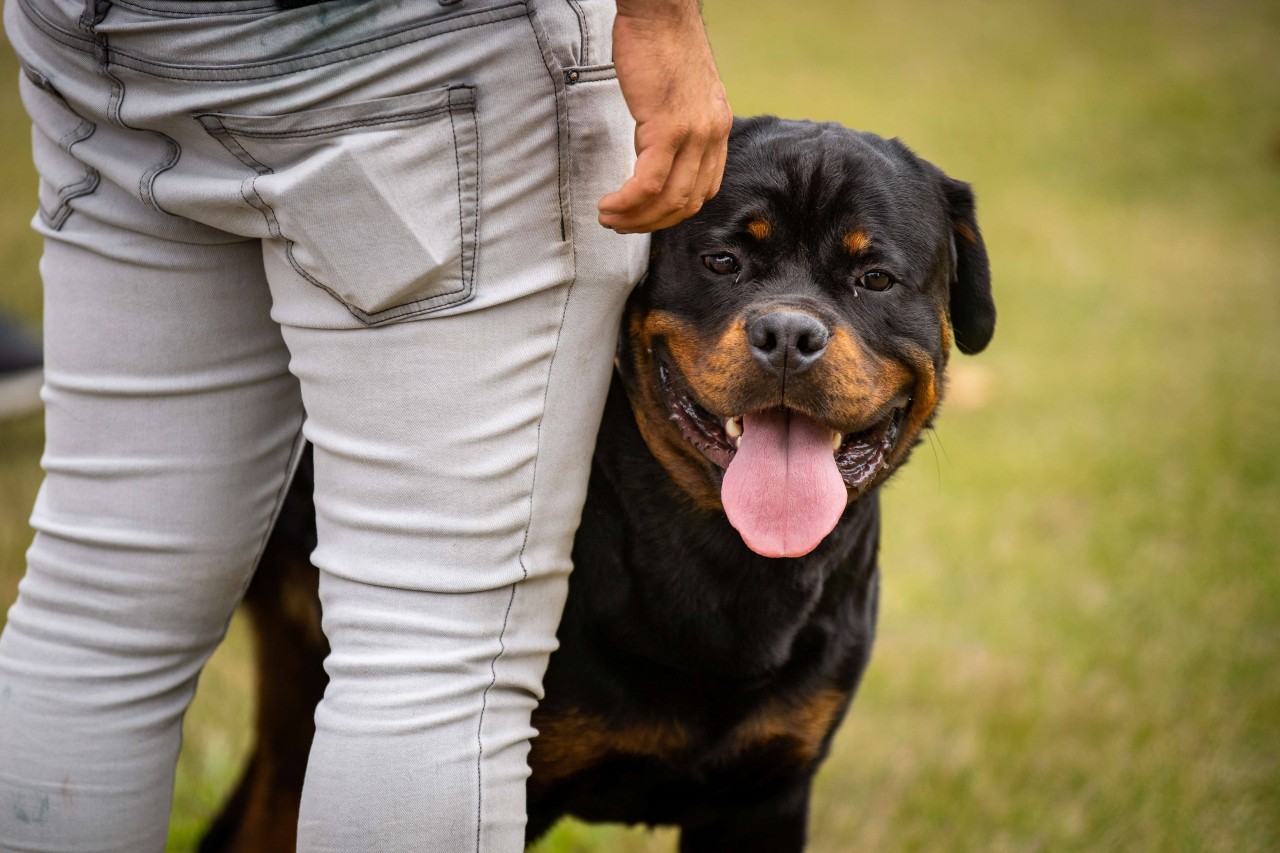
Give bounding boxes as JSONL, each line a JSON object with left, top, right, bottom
{"left": 702, "top": 253, "right": 740, "bottom": 275}
{"left": 856, "top": 271, "right": 894, "bottom": 292}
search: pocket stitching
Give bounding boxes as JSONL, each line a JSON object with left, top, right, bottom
{"left": 336, "top": 93, "right": 481, "bottom": 325}
{"left": 213, "top": 103, "right": 458, "bottom": 141}
{"left": 198, "top": 87, "right": 481, "bottom": 325}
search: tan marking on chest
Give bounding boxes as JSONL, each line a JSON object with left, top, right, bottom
{"left": 726, "top": 688, "right": 849, "bottom": 765}
{"left": 530, "top": 711, "right": 690, "bottom": 785}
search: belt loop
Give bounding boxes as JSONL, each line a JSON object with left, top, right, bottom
{"left": 78, "top": 0, "right": 111, "bottom": 35}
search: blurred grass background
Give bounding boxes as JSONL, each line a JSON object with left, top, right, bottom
{"left": 2, "top": 0, "right": 1278, "bottom": 849}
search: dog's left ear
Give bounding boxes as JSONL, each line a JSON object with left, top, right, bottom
{"left": 942, "top": 177, "right": 995, "bottom": 355}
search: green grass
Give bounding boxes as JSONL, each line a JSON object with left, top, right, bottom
{"left": 3, "top": 0, "right": 1279, "bottom": 849}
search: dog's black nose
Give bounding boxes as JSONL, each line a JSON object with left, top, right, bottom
{"left": 747, "top": 311, "right": 830, "bottom": 377}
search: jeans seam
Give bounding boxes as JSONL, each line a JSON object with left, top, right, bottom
{"left": 26, "top": 79, "right": 102, "bottom": 230}
{"left": 111, "top": 0, "right": 277, "bottom": 16}
{"left": 208, "top": 103, "right": 458, "bottom": 139}
{"left": 524, "top": 5, "right": 570, "bottom": 242}
{"left": 473, "top": 189, "right": 579, "bottom": 850}
{"left": 565, "top": 0, "right": 587, "bottom": 63}
{"left": 20, "top": 68, "right": 102, "bottom": 229}
{"left": 74, "top": 4, "right": 184, "bottom": 217}
{"left": 475, "top": 580, "right": 518, "bottom": 853}
{"left": 39, "top": 168, "right": 101, "bottom": 230}
{"left": 464, "top": 90, "right": 482, "bottom": 308}
{"left": 20, "top": 1, "right": 529, "bottom": 82}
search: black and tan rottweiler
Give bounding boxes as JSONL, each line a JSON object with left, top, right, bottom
{"left": 202, "top": 116, "right": 994, "bottom": 852}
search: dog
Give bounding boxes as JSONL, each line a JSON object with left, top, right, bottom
{"left": 201, "top": 115, "right": 994, "bottom": 852}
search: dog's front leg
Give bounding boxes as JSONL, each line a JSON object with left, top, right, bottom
{"left": 678, "top": 779, "right": 812, "bottom": 853}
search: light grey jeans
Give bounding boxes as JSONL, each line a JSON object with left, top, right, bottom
{"left": 0, "top": 0, "right": 647, "bottom": 849}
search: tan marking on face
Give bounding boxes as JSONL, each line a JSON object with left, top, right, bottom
{"left": 727, "top": 688, "right": 849, "bottom": 766}
{"left": 622, "top": 309, "right": 742, "bottom": 510}
{"left": 529, "top": 709, "right": 689, "bottom": 786}
{"left": 805, "top": 327, "right": 913, "bottom": 431}
{"left": 843, "top": 229, "right": 871, "bottom": 254}
{"left": 645, "top": 310, "right": 761, "bottom": 415}
{"left": 882, "top": 344, "right": 939, "bottom": 473}
{"left": 747, "top": 219, "right": 772, "bottom": 240}
{"left": 953, "top": 219, "right": 977, "bottom": 244}
{"left": 939, "top": 309, "right": 954, "bottom": 375}
{"left": 623, "top": 304, "right": 941, "bottom": 506}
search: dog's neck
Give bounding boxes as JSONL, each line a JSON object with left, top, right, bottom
{"left": 564, "top": 373, "right": 881, "bottom": 690}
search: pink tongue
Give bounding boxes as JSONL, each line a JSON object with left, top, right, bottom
{"left": 721, "top": 409, "right": 848, "bottom": 558}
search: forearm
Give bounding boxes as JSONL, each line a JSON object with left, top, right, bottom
{"left": 601, "top": 0, "right": 731, "bottom": 232}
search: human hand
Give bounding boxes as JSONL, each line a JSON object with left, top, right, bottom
{"left": 599, "top": 0, "right": 732, "bottom": 234}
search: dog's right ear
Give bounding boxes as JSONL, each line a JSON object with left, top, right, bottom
{"left": 941, "top": 177, "right": 995, "bottom": 355}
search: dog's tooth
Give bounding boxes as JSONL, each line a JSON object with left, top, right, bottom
{"left": 725, "top": 416, "right": 743, "bottom": 439}
{"left": 831, "top": 431, "right": 843, "bottom": 452}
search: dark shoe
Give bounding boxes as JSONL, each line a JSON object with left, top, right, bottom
{"left": 0, "top": 314, "right": 43, "bottom": 422}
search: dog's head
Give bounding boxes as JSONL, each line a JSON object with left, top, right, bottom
{"left": 618, "top": 117, "right": 995, "bottom": 558}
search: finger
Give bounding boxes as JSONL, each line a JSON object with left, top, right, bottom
{"left": 628, "top": 147, "right": 715, "bottom": 232}
{"left": 705, "top": 135, "right": 727, "bottom": 201}
{"left": 601, "top": 137, "right": 704, "bottom": 232}
{"left": 597, "top": 134, "right": 679, "bottom": 218}
{"left": 622, "top": 139, "right": 720, "bottom": 233}
{"left": 690, "top": 141, "right": 721, "bottom": 208}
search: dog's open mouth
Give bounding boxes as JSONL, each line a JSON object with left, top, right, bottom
{"left": 659, "top": 359, "right": 908, "bottom": 558}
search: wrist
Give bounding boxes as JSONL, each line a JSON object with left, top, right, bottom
{"left": 615, "top": 0, "right": 702, "bottom": 24}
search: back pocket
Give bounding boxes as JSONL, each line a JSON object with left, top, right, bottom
{"left": 198, "top": 86, "right": 479, "bottom": 326}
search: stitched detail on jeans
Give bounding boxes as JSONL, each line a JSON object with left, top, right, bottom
{"left": 55, "top": 116, "right": 95, "bottom": 150}
{"left": 525, "top": 6, "right": 570, "bottom": 242}
{"left": 473, "top": 198, "right": 580, "bottom": 853}
{"left": 243, "top": 177, "right": 283, "bottom": 238}
{"left": 447, "top": 104, "right": 468, "bottom": 309}
{"left": 212, "top": 103, "right": 457, "bottom": 140}
{"left": 81, "top": 23, "right": 184, "bottom": 217}
{"left": 334, "top": 93, "right": 478, "bottom": 324}
{"left": 309, "top": 94, "right": 481, "bottom": 324}
{"left": 475, "top": 580, "right": 518, "bottom": 853}
{"left": 199, "top": 90, "right": 479, "bottom": 325}
{"left": 462, "top": 93, "right": 482, "bottom": 310}
{"left": 197, "top": 115, "right": 287, "bottom": 237}
{"left": 112, "top": 0, "right": 277, "bottom": 17}
{"left": 32, "top": 3, "right": 527, "bottom": 82}
{"left": 139, "top": 133, "right": 182, "bottom": 213}
{"left": 565, "top": 0, "right": 587, "bottom": 63}
{"left": 17, "top": 0, "right": 98, "bottom": 53}
{"left": 22, "top": 69, "right": 102, "bottom": 230}
{"left": 196, "top": 114, "right": 272, "bottom": 171}
{"left": 39, "top": 168, "right": 101, "bottom": 230}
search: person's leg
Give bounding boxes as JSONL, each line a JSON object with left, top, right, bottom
{"left": 0, "top": 193, "right": 305, "bottom": 851}
{"left": 3, "top": 1, "right": 644, "bottom": 849}
{"left": 0, "top": 9, "right": 305, "bottom": 845}
{"left": 275, "top": 8, "right": 648, "bottom": 848}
